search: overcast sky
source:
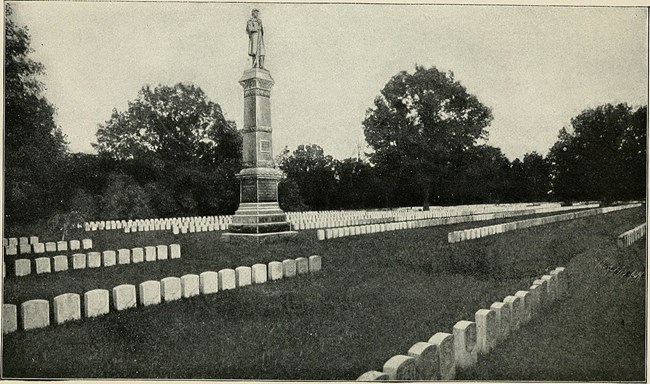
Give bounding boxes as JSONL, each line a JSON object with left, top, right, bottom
{"left": 9, "top": 2, "right": 648, "bottom": 161}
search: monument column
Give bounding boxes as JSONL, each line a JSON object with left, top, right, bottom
{"left": 223, "top": 10, "right": 295, "bottom": 241}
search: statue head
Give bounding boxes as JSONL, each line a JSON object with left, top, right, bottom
{"left": 251, "top": 9, "right": 259, "bottom": 18}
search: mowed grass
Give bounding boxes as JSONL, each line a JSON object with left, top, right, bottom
{"left": 2, "top": 206, "right": 645, "bottom": 379}
{"left": 456, "top": 231, "right": 646, "bottom": 381}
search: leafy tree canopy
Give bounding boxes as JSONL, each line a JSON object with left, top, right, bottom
{"left": 5, "top": 4, "right": 69, "bottom": 225}
{"left": 94, "top": 83, "right": 241, "bottom": 166}
{"left": 363, "top": 65, "right": 493, "bottom": 209}
{"left": 548, "top": 103, "right": 646, "bottom": 202}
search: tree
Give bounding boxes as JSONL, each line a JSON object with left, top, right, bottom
{"left": 94, "top": 83, "right": 240, "bottom": 165}
{"left": 332, "top": 158, "right": 384, "bottom": 209}
{"left": 548, "top": 103, "right": 646, "bottom": 202}
{"left": 363, "top": 65, "right": 493, "bottom": 210}
{"left": 100, "top": 173, "right": 154, "bottom": 220}
{"left": 277, "top": 144, "right": 337, "bottom": 210}
{"left": 5, "top": 4, "right": 69, "bottom": 225}
{"left": 507, "top": 152, "right": 551, "bottom": 203}
{"left": 94, "top": 83, "right": 243, "bottom": 217}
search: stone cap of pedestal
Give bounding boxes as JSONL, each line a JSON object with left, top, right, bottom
{"left": 237, "top": 167, "right": 284, "bottom": 180}
{"left": 239, "top": 68, "right": 274, "bottom": 87}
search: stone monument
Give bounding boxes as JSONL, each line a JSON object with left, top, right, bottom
{"left": 222, "top": 9, "right": 296, "bottom": 243}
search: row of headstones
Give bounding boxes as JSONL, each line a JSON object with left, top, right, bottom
{"left": 617, "top": 222, "right": 646, "bottom": 248}
{"left": 447, "top": 203, "right": 642, "bottom": 243}
{"left": 2, "top": 255, "right": 322, "bottom": 334}
{"left": 304, "top": 203, "right": 595, "bottom": 233}
{"left": 315, "top": 206, "right": 570, "bottom": 241}
{"left": 356, "top": 267, "right": 568, "bottom": 381}
{"left": 171, "top": 223, "right": 229, "bottom": 234}
{"left": 85, "top": 216, "right": 233, "bottom": 232}
{"left": 287, "top": 202, "right": 564, "bottom": 224}
{"left": 11, "top": 244, "right": 181, "bottom": 277}
{"left": 4, "top": 236, "right": 40, "bottom": 246}
{"left": 4, "top": 239, "right": 93, "bottom": 256}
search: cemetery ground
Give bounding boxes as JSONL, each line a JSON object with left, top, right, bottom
{"left": 2, "top": 206, "right": 645, "bottom": 379}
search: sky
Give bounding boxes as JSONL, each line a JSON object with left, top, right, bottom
{"left": 9, "top": 2, "right": 648, "bottom": 161}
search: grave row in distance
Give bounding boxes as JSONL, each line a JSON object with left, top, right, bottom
{"left": 4, "top": 239, "right": 93, "bottom": 256}
{"left": 11, "top": 244, "right": 181, "bottom": 277}
{"left": 447, "top": 203, "right": 642, "bottom": 243}
{"left": 288, "top": 202, "right": 600, "bottom": 230}
{"left": 3, "top": 255, "right": 322, "bottom": 334}
{"left": 315, "top": 204, "right": 599, "bottom": 241}
{"left": 617, "top": 222, "right": 646, "bottom": 248}
{"left": 82, "top": 202, "right": 595, "bottom": 234}
{"left": 357, "top": 267, "right": 568, "bottom": 380}
{"left": 84, "top": 216, "right": 232, "bottom": 233}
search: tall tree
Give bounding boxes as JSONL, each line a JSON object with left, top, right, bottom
{"left": 94, "top": 83, "right": 242, "bottom": 216}
{"left": 94, "top": 83, "right": 240, "bottom": 165}
{"left": 4, "top": 4, "right": 68, "bottom": 225}
{"left": 277, "top": 144, "right": 337, "bottom": 210}
{"left": 363, "top": 65, "right": 493, "bottom": 210}
{"left": 548, "top": 103, "right": 646, "bottom": 202}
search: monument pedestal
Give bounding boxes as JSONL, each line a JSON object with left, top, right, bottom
{"left": 223, "top": 68, "right": 296, "bottom": 243}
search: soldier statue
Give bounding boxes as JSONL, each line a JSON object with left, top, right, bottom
{"left": 246, "top": 9, "right": 265, "bottom": 69}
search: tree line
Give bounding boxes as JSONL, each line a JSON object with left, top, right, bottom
{"left": 4, "top": 5, "right": 646, "bottom": 232}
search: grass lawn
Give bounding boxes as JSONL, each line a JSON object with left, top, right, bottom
{"left": 456, "top": 231, "right": 646, "bottom": 381}
{"left": 2, "top": 206, "right": 645, "bottom": 379}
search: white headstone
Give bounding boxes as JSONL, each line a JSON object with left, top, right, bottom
{"left": 170, "top": 244, "right": 181, "bottom": 259}
{"left": 160, "top": 277, "right": 182, "bottom": 302}
{"left": 282, "top": 259, "right": 297, "bottom": 278}
{"left": 309, "top": 255, "right": 322, "bottom": 272}
{"left": 53, "top": 255, "right": 68, "bottom": 272}
{"left": 19, "top": 237, "right": 28, "bottom": 245}
{"left": 69, "top": 240, "right": 80, "bottom": 251}
{"left": 268, "top": 261, "right": 283, "bottom": 281}
{"left": 56, "top": 241, "right": 68, "bottom": 251}
{"left": 218, "top": 269, "right": 236, "bottom": 290}
{"left": 15, "top": 259, "right": 31, "bottom": 276}
{"left": 82, "top": 238, "right": 92, "bottom": 249}
{"left": 33, "top": 243, "right": 45, "bottom": 254}
{"left": 428, "top": 332, "right": 455, "bottom": 380}
{"left": 515, "top": 290, "right": 531, "bottom": 324}
{"left": 87, "top": 252, "right": 101, "bottom": 268}
{"left": 53, "top": 293, "right": 81, "bottom": 324}
{"left": 21, "top": 299, "right": 50, "bottom": 330}
{"left": 181, "top": 274, "right": 200, "bottom": 298}
{"left": 35, "top": 257, "right": 51, "bottom": 274}
{"left": 356, "top": 371, "right": 389, "bottom": 381}
{"left": 252, "top": 263, "right": 267, "bottom": 284}
{"left": 5, "top": 245, "right": 17, "bottom": 255}
{"left": 118, "top": 249, "right": 131, "bottom": 264}
{"left": 19, "top": 243, "right": 31, "bottom": 254}
{"left": 504, "top": 295, "right": 523, "bottom": 330}
{"left": 144, "top": 246, "right": 157, "bottom": 262}
{"left": 112, "top": 284, "right": 137, "bottom": 311}
{"left": 490, "top": 302, "right": 511, "bottom": 341}
{"left": 102, "top": 250, "right": 116, "bottom": 267}
{"left": 156, "top": 245, "right": 168, "bottom": 260}
{"left": 3, "top": 304, "right": 18, "bottom": 334}
{"left": 72, "top": 253, "right": 86, "bottom": 269}
{"left": 407, "top": 341, "right": 439, "bottom": 380}
{"left": 131, "top": 248, "right": 144, "bottom": 263}
{"left": 235, "top": 266, "right": 252, "bottom": 287}
{"left": 139, "top": 280, "right": 162, "bottom": 306}
{"left": 295, "top": 257, "right": 309, "bottom": 274}
{"left": 382, "top": 355, "right": 416, "bottom": 380}
{"left": 453, "top": 320, "right": 477, "bottom": 368}
{"left": 475, "top": 308, "right": 496, "bottom": 354}
{"left": 45, "top": 242, "right": 57, "bottom": 252}
{"left": 199, "top": 271, "right": 219, "bottom": 294}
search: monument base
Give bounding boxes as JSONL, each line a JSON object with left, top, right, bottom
{"left": 221, "top": 231, "right": 298, "bottom": 244}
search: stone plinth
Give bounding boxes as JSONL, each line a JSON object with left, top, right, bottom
{"left": 224, "top": 67, "right": 295, "bottom": 242}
